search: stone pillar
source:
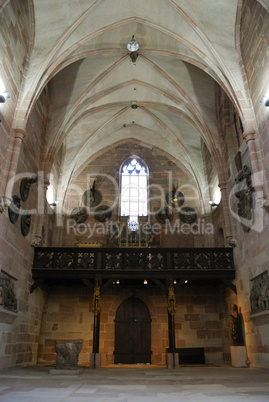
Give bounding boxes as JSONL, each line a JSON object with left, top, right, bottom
{"left": 31, "top": 176, "right": 50, "bottom": 247}
{"left": 219, "top": 180, "right": 237, "bottom": 247}
{"left": 5, "top": 129, "right": 25, "bottom": 202}
{"left": 244, "top": 131, "right": 269, "bottom": 202}
{"left": 31, "top": 152, "right": 55, "bottom": 247}
{"left": 203, "top": 213, "right": 214, "bottom": 247}
{"left": 0, "top": 129, "right": 25, "bottom": 211}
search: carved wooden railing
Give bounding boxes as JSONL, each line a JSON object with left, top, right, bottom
{"left": 33, "top": 247, "right": 234, "bottom": 275}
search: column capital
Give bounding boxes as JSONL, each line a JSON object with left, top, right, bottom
{"left": 243, "top": 130, "right": 256, "bottom": 143}
{"left": 40, "top": 178, "right": 50, "bottom": 189}
{"left": 219, "top": 181, "right": 228, "bottom": 190}
{"left": 13, "top": 128, "right": 26, "bottom": 140}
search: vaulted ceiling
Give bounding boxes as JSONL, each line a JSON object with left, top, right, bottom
{"left": 12, "top": 0, "right": 264, "bottom": 205}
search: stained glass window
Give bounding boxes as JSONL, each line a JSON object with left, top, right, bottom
{"left": 120, "top": 158, "right": 148, "bottom": 230}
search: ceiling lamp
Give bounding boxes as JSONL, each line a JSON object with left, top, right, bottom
{"left": 127, "top": 35, "right": 139, "bottom": 63}
{"left": 0, "top": 91, "right": 10, "bottom": 103}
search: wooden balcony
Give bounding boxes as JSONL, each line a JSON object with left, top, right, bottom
{"left": 31, "top": 247, "right": 235, "bottom": 292}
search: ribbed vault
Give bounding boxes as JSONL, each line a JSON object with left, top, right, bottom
{"left": 8, "top": 0, "right": 259, "bottom": 207}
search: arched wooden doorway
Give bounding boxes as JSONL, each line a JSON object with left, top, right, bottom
{"left": 114, "top": 296, "right": 151, "bottom": 364}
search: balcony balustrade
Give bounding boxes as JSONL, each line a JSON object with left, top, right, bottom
{"left": 31, "top": 247, "right": 235, "bottom": 292}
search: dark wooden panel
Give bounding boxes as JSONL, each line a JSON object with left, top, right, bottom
{"left": 114, "top": 296, "right": 151, "bottom": 364}
{"left": 167, "top": 347, "right": 205, "bottom": 364}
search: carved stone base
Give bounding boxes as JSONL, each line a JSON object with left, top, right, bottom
{"left": 89, "top": 353, "right": 101, "bottom": 368}
{"left": 230, "top": 346, "right": 248, "bottom": 368}
{"left": 166, "top": 352, "right": 179, "bottom": 369}
{"left": 54, "top": 339, "right": 83, "bottom": 370}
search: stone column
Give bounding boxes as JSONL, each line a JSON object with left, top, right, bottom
{"left": 31, "top": 152, "right": 55, "bottom": 247}
{"left": 31, "top": 176, "right": 50, "bottom": 247}
{"left": 218, "top": 180, "right": 237, "bottom": 247}
{"left": 244, "top": 131, "right": 269, "bottom": 205}
{"left": 203, "top": 213, "right": 214, "bottom": 247}
{"left": 0, "top": 129, "right": 25, "bottom": 211}
{"left": 244, "top": 132, "right": 263, "bottom": 194}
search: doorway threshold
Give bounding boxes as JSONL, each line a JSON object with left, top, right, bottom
{"left": 105, "top": 364, "right": 165, "bottom": 369}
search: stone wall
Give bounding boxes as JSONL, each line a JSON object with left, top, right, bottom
{"left": 57, "top": 141, "right": 208, "bottom": 249}
{"left": 234, "top": 0, "right": 269, "bottom": 368}
{"left": 37, "top": 282, "right": 230, "bottom": 366}
{"left": 0, "top": 89, "right": 49, "bottom": 369}
{"left": 206, "top": 0, "right": 269, "bottom": 369}
{"left": 241, "top": 0, "right": 269, "bottom": 158}
{"left": 0, "top": 0, "right": 52, "bottom": 368}
{"left": 0, "top": 0, "right": 31, "bottom": 195}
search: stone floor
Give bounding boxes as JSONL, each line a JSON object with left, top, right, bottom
{"left": 0, "top": 365, "right": 269, "bottom": 401}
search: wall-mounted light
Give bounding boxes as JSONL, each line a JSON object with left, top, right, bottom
{"left": 49, "top": 201, "right": 59, "bottom": 207}
{"left": 184, "top": 280, "right": 188, "bottom": 284}
{"left": 127, "top": 35, "right": 139, "bottom": 63}
{"left": 260, "top": 96, "right": 269, "bottom": 107}
{"left": 209, "top": 201, "right": 219, "bottom": 207}
{"left": 0, "top": 91, "right": 10, "bottom": 103}
{"left": 144, "top": 279, "right": 148, "bottom": 285}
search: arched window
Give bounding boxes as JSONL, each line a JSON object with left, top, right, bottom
{"left": 120, "top": 157, "right": 148, "bottom": 230}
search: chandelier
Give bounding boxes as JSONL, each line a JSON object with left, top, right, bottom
{"left": 127, "top": 35, "right": 139, "bottom": 63}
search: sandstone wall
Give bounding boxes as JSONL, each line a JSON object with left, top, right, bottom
{"left": 0, "top": 1, "right": 51, "bottom": 369}
{"left": 234, "top": 0, "right": 269, "bottom": 368}
{"left": 0, "top": 1, "right": 31, "bottom": 177}
{"left": 57, "top": 141, "right": 208, "bottom": 249}
{"left": 37, "top": 282, "right": 230, "bottom": 367}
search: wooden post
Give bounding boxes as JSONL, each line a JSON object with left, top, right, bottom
{"left": 167, "top": 284, "right": 178, "bottom": 368}
{"left": 90, "top": 281, "right": 101, "bottom": 368}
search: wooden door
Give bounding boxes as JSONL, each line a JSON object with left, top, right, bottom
{"left": 114, "top": 296, "right": 151, "bottom": 364}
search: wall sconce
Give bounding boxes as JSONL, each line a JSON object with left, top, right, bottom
{"left": 260, "top": 96, "right": 269, "bottom": 107}
{"left": 0, "top": 91, "right": 10, "bottom": 103}
{"left": 144, "top": 279, "right": 148, "bottom": 285}
{"left": 209, "top": 201, "right": 219, "bottom": 207}
{"left": 127, "top": 35, "right": 139, "bottom": 63}
{"left": 49, "top": 202, "right": 58, "bottom": 207}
